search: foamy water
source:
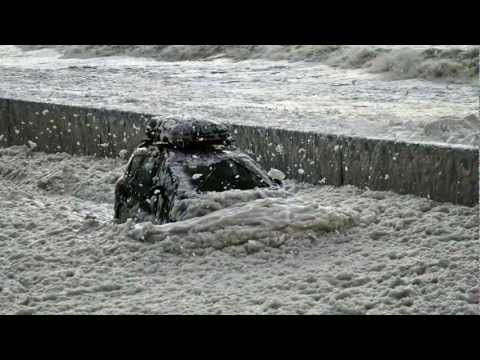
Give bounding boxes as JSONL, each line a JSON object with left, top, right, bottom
{"left": 1, "top": 46, "right": 479, "bottom": 315}
{"left": 0, "top": 45, "right": 478, "bottom": 147}
{"left": 0, "top": 146, "right": 478, "bottom": 314}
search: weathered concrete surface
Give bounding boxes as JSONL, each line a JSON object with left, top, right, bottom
{"left": 230, "top": 126, "right": 344, "bottom": 186}
{"left": 0, "top": 99, "right": 9, "bottom": 146}
{"left": 0, "top": 97, "right": 478, "bottom": 206}
{"left": 340, "top": 137, "right": 478, "bottom": 206}
{"left": 231, "top": 125, "right": 479, "bottom": 206}
{"left": 0, "top": 98, "right": 151, "bottom": 156}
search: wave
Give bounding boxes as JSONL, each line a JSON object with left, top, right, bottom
{"left": 325, "top": 46, "right": 479, "bottom": 83}
{"left": 17, "top": 45, "right": 479, "bottom": 82}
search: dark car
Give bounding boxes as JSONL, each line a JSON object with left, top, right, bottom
{"left": 114, "top": 117, "right": 281, "bottom": 224}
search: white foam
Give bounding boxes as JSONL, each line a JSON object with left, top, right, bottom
{"left": 0, "top": 45, "right": 477, "bottom": 147}
{"left": 0, "top": 146, "right": 478, "bottom": 315}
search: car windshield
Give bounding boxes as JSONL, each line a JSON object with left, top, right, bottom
{"left": 183, "top": 158, "right": 270, "bottom": 192}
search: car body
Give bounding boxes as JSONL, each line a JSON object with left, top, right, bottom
{"left": 114, "top": 117, "right": 281, "bottom": 224}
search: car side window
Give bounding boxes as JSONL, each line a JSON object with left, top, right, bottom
{"left": 185, "top": 159, "right": 268, "bottom": 192}
{"left": 126, "top": 153, "right": 145, "bottom": 178}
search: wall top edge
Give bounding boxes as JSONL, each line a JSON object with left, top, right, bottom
{"left": 1, "top": 97, "right": 477, "bottom": 153}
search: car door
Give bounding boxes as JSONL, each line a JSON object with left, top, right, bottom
{"left": 151, "top": 150, "right": 178, "bottom": 224}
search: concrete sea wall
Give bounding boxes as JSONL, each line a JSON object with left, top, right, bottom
{"left": 0, "top": 98, "right": 150, "bottom": 157}
{"left": 0, "top": 98, "right": 478, "bottom": 206}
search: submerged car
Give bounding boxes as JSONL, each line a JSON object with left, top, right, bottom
{"left": 114, "top": 117, "right": 281, "bottom": 224}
